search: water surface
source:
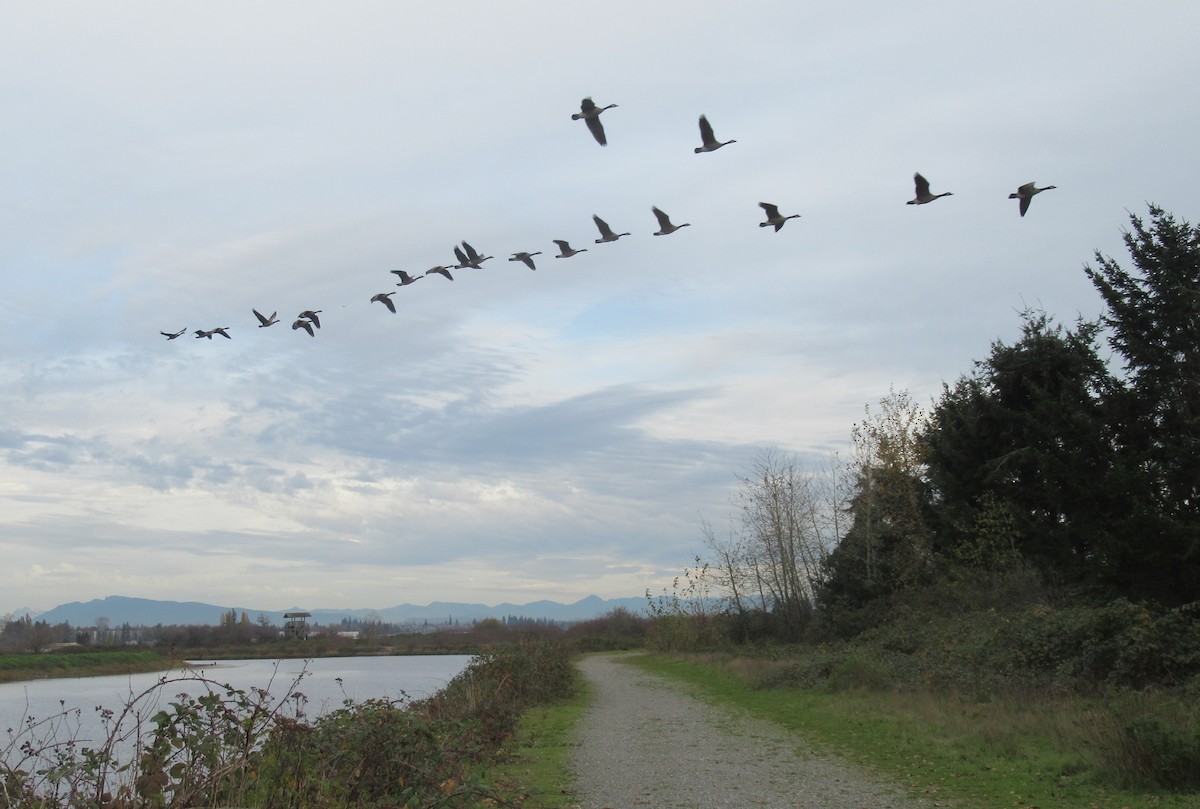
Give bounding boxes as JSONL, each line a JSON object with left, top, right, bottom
{"left": 1, "top": 654, "right": 472, "bottom": 755}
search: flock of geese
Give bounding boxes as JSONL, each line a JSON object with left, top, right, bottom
{"left": 162, "top": 97, "right": 1057, "bottom": 342}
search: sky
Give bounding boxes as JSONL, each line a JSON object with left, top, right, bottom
{"left": 2, "top": 2, "right": 1199, "bottom": 615}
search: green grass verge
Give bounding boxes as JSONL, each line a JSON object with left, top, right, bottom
{"left": 493, "top": 668, "right": 592, "bottom": 807}
{"left": 0, "top": 650, "right": 170, "bottom": 681}
{"left": 626, "top": 653, "right": 1197, "bottom": 809}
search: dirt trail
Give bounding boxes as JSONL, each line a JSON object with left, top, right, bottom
{"left": 569, "top": 654, "right": 934, "bottom": 809}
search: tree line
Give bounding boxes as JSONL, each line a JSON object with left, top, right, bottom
{"left": 686, "top": 205, "right": 1199, "bottom": 641}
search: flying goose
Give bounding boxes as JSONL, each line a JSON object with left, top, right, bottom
{"left": 572, "top": 97, "right": 617, "bottom": 146}
{"left": 298, "top": 310, "right": 322, "bottom": 329}
{"left": 424, "top": 266, "right": 455, "bottom": 281}
{"left": 292, "top": 319, "right": 315, "bottom": 336}
{"left": 907, "top": 172, "right": 953, "bottom": 205}
{"left": 161, "top": 328, "right": 187, "bottom": 340}
{"left": 391, "top": 270, "right": 422, "bottom": 286}
{"left": 509, "top": 251, "right": 542, "bottom": 270}
{"left": 253, "top": 309, "right": 279, "bottom": 327}
{"left": 553, "top": 239, "right": 588, "bottom": 258}
{"left": 453, "top": 241, "right": 492, "bottom": 269}
{"left": 592, "top": 214, "right": 630, "bottom": 243}
{"left": 371, "top": 292, "right": 397, "bottom": 313}
{"left": 758, "top": 202, "right": 800, "bottom": 231}
{"left": 652, "top": 206, "right": 691, "bottom": 236}
{"left": 695, "top": 114, "right": 736, "bottom": 153}
{"left": 1009, "top": 182, "right": 1057, "bottom": 217}
{"left": 194, "top": 327, "right": 231, "bottom": 340}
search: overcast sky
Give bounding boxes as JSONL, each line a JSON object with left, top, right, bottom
{"left": 2, "top": 2, "right": 1198, "bottom": 614}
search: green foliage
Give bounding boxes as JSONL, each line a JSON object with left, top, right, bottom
{"left": 645, "top": 558, "right": 728, "bottom": 652}
{"left": 817, "top": 390, "right": 933, "bottom": 618}
{"left": 923, "top": 310, "right": 1119, "bottom": 588}
{"left": 1084, "top": 205, "right": 1200, "bottom": 605}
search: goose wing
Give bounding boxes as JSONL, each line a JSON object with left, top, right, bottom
{"left": 586, "top": 115, "right": 607, "bottom": 145}
{"left": 759, "top": 202, "right": 781, "bottom": 219}
{"left": 652, "top": 206, "right": 673, "bottom": 229}
{"left": 698, "top": 115, "right": 716, "bottom": 145}
{"left": 593, "top": 215, "right": 617, "bottom": 239}
{"left": 913, "top": 173, "right": 932, "bottom": 198}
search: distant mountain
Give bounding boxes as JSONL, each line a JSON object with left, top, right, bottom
{"left": 32, "top": 594, "right": 648, "bottom": 628}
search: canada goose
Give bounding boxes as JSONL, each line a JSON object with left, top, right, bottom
{"left": 652, "top": 206, "right": 691, "bottom": 236}
{"left": 161, "top": 328, "right": 186, "bottom": 340}
{"left": 758, "top": 202, "right": 800, "bottom": 231}
{"left": 299, "top": 310, "right": 322, "bottom": 329}
{"left": 194, "top": 327, "right": 231, "bottom": 340}
{"left": 371, "top": 292, "right": 397, "bottom": 313}
{"left": 453, "top": 241, "right": 492, "bottom": 269}
{"left": 1009, "top": 182, "right": 1057, "bottom": 217}
{"left": 592, "top": 214, "right": 630, "bottom": 243}
{"left": 391, "top": 270, "right": 422, "bottom": 285}
{"left": 572, "top": 97, "right": 617, "bottom": 146}
{"left": 907, "top": 172, "right": 953, "bottom": 205}
{"left": 509, "top": 251, "right": 542, "bottom": 270}
{"left": 253, "top": 309, "right": 279, "bottom": 327}
{"left": 292, "top": 319, "right": 315, "bottom": 336}
{"left": 695, "top": 115, "right": 736, "bottom": 153}
{"left": 424, "top": 266, "right": 455, "bottom": 281}
{"left": 553, "top": 239, "right": 587, "bottom": 258}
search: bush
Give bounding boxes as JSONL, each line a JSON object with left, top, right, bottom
{"left": 1087, "top": 697, "right": 1200, "bottom": 790}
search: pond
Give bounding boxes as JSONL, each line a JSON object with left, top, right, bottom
{"left": 1, "top": 654, "right": 472, "bottom": 760}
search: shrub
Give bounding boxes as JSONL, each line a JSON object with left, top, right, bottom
{"left": 1086, "top": 697, "right": 1200, "bottom": 790}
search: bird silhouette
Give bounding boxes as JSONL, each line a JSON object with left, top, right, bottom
{"left": 553, "top": 240, "right": 588, "bottom": 258}
{"left": 593, "top": 214, "right": 630, "bottom": 243}
{"left": 424, "top": 266, "right": 455, "bottom": 281}
{"left": 652, "top": 206, "right": 691, "bottom": 235}
{"left": 453, "top": 241, "right": 492, "bottom": 269}
{"left": 391, "top": 270, "right": 422, "bottom": 286}
{"left": 161, "top": 328, "right": 187, "bottom": 340}
{"left": 1009, "top": 182, "right": 1057, "bottom": 217}
{"left": 371, "top": 292, "right": 397, "bottom": 313}
{"left": 908, "top": 172, "right": 953, "bottom": 204}
{"left": 253, "top": 309, "right": 279, "bottom": 327}
{"left": 695, "top": 114, "right": 736, "bottom": 153}
{"left": 299, "top": 310, "right": 322, "bottom": 329}
{"left": 194, "top": 327, "right": 231, "bottom": 340}
{"left": 292, "top": 319, "right": 315, "bottom": 336}
{"left": 572, "top": 97, "right": 617, "bottom": 146}
{"left": 758, "top": 202, "right": 801, "bottom": 231}
{"left": 509, "top": 251, "right": 542, "bottom": 270}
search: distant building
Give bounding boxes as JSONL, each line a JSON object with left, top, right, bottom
{"left": 282, "top": 611, "right": 311, "bottom": 640}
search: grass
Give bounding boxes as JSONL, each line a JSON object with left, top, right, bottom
{"left": 0, "top": 650, "right": 170, "bottom": 682}
{"left": 493, "top": 670, "right": 591, "bottom": 807}
{"left": 625, "top": 653, "right": 1198, "bottom": 809}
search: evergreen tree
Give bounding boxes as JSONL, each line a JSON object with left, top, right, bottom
{"left": 1085, "top": 205, "right": 1200, "bottom": 603}
{"left": 922, "top": 312, "right": 1119, "bottom": 586}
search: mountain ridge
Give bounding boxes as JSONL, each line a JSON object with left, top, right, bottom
{"left": 23, "top": 594, "right": 648, "bottom": 628}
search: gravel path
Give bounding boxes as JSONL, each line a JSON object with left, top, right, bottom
{"left": 569, "top": 654, "right": 935, "bottom": 809}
